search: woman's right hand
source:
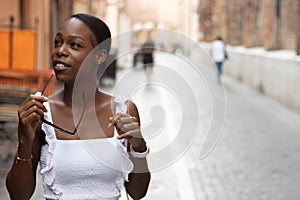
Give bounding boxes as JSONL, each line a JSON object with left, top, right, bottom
{"left": 17, "top": 93, "right": 48, "bottom": 143}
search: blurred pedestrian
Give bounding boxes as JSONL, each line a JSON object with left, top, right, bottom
{"left": 6, "top": 13, "right": 150, "bottom": 200}
{"left": 141, "top": 39, "right": 155, "bottom": 78}
{"left": 133, "top": 49, "right": 142, "bottom": 67}
{"left": 211, "top": 36, "right": 227, "bottom": 83}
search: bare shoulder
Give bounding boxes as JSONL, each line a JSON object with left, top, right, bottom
{"left": 127, "top": 100, "right": 138, "bottom": 112}
{"left": 96, "top": 91, "right": 114, "bottom": 107}
{"left": 126, "top": 99, "right": 140, "bottom": 122}
{"left": 95, "top": 91, "right": 140, "bottom": 118}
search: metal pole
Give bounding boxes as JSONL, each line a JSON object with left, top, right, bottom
{"left": 34, "top": 17, "right": 39, "bottom": 70}
{"left": 9, "top": 16, "right": 14, "bottom": 70}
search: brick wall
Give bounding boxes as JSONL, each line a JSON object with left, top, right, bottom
{"left": 280, "top": 0, "right": 297, "bottom": 50}
{"left": 198, "top": 0, "right": 300, "bottom": 54}
{"left": 243, "top": 0, "right": 263, "bottom": 47}
{"left": 262, "top": 0, "right": 277, "bottom": 50}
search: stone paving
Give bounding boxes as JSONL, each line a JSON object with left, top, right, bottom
{"left": 186, "top": 75, "right": 300, "bottom": 200}
{"left": 1, "top": 50, "right": 300, "bottom": 199}
{"left": 0, "top": 122, "right": 18, "bottom": 200}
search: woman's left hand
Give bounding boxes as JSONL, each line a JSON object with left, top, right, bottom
{"left": 109, "top": 113, "right": 146, "bottom": 152}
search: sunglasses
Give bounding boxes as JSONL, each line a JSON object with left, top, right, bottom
{"left": 40, "top": 75, "right": 86, "bottom": 135}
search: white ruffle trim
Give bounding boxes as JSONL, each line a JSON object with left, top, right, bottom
{"left": 114, "top": 96, "right": 134, "bottom": 190}
{"left": 115, "top": 139, "right": 134, "bottom": 191}
{"left": 114, "top": 96, "right": 131, "bottom": 114}
{"left": 40, "top": 102, "right": 62, "bottom": 198}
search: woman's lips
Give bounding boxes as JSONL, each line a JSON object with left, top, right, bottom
{"left": 53, "top": 62, "right": 70, "bottom": 71}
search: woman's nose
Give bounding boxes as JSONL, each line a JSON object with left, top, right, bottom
{"left": 56, "top": 43, "right": 68, "bottom": 56}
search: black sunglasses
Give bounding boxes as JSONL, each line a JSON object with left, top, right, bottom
{"left": 40, "top": 75, "right": 86, "bottom": 135}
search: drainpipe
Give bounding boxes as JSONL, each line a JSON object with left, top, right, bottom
{"left": 9, "top": 16, "right": 14, "bottom": 70}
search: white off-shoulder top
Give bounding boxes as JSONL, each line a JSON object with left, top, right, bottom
{"left": 39, "top": 97, "right": 134, "bottom": 200}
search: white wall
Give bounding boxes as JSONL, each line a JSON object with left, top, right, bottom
{"left": 223, "top": 46, "right": 300, "bottom": 112}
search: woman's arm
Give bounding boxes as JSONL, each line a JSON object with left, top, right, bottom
{"left": 6, "top": 94, "right": 47, "bottom": 199}
{"left": 6, "top": 136, "right": 42, "bottom": 199}
{"left": 111, "top": 101, "right": 151, "bottom": 199}
{"left": 125, "top": 157, "right": 151, "bottom": 200}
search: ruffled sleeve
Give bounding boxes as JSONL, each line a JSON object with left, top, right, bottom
{"left": 115, "top": 140, "right": 134, "bottom": 190}
{"left": 40, "top": 102, "right": 62, "bottom": 198}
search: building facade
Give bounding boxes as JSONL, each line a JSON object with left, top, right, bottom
{"left": 198, "top": 0, "right": 300, "bottom": 54}
{"left": 0, "top": 0, "right": 79, "bottom": 71}
{"left": 1, "top": 0, "right": 199, "bottom": 71}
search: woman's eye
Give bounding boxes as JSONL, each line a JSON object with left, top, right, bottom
{"left": 70, "top": 42, "right": 82, "bottom": 49}
{"left": 54, "top": 39, "right": 62, "bottom": 47}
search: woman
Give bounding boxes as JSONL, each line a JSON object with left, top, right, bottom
{"left": 6, "top": 13, "right": 150, "bottom": 200}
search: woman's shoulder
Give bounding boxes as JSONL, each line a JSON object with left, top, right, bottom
{"left": 97, "top": 91, "right": 138, "bottom": 113}
{"left": 97, "top": 91, "right": 132, "bottom": 103}
{"left": 96, "top": 91, "right": 114, "bottom": 104}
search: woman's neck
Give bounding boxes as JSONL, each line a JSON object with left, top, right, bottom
{"left": 62, "top": 84, "right": 102, "bottom": 108}
{"left": 62, "top": 84, "right": 74, "bottom": 107}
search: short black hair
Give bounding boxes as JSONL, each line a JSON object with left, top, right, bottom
{"left": 69, "top": 13, "right": 111, "bottom": 54}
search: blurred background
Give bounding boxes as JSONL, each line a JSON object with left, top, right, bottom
{"left": 1, "top": 0, "right": 300, "bottom": 199}
{"left": 1, "top": 0, "right": 299, "bottom": 70}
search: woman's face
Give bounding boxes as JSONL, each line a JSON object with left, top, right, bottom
{"left": 51, "top": 18, "right": 97, "bottom": 84}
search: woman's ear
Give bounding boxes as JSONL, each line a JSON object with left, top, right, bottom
{"left": 96, "top": 50, "right": 107, "bottom": 64}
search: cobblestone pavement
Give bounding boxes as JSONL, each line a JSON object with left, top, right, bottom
{"left": 1, "top": 50, "right": 300, "bottom": 199}
{"left": 0, "top": 122, "right": 18, "bottom": 200}
{"left": 186, "top": 76, "right": 300, "bottom": 200}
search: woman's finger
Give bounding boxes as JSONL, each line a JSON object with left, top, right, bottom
{"left": 118, "top": 116, "right": 137, "bottom": 124}
{"left": 19, "top": 95, "right": 48, "bottom": 113}
{"left": 20, "top": 110, "right": 43, "bottom": 125}
{"left": 117, "top": 129, "right": 142, "bottom": 139}
{"left": 108, "top": 113, "right": 133, "bottom": 127}
{"left": 19, "top": 105, "right": 44, "bottom": 121}
{"left": 23, "top": 94, "right": 48, "bottom": 105}
{"left": 118, "top": 122, "right": 139, "bottom": 132}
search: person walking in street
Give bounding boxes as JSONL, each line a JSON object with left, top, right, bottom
{"left": 141, "top": 39, "right": 155, "bottom": 79}
{"left": 211, "top": 36, "right": 227, "bottom": 83}
{"left": 6, "top": 13, "right": 150, "bottom": 200}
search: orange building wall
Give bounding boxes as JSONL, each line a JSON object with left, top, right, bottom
{"left": 0, "top": 30, "right": 35, "bottom": 70}
{"left": 0, "top": 31, "right": 10, "bottom": 70}
{"left": 0, "top": 0, "right": 51, "bottom": 71}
